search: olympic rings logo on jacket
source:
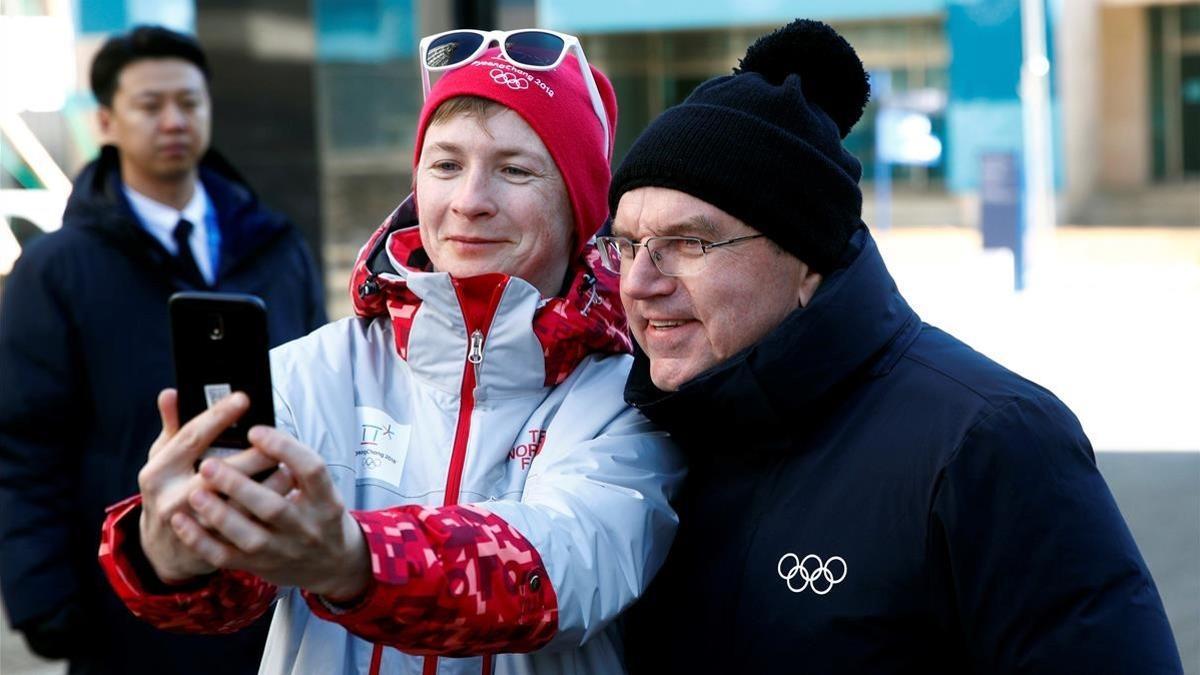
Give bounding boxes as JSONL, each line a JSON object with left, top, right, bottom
{"left": 777, "top": 553, "right": 848, "bottom": 595}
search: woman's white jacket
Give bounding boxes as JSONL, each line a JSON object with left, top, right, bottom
{"left": 99, "top": 204, "right": 684, "bottom": 675}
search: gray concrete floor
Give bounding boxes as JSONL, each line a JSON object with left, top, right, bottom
{"left": 0, "top": 619, "right": 63, "bottom": 675}
{"left": 1098, "top": 452, "right": 1200, "bottom": 673}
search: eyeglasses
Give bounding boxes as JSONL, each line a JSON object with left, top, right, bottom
{"left": 418, "top": 28, "right": 610, "bottom": 154}
{"left": 595, "top": 234, "right": 766, "bottom": 277}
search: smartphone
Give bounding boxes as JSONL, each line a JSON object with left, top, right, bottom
{"left": 169, "top": 292, "right": 274, "bottom": 454}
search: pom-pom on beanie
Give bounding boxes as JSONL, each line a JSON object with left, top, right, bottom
{"left": 609, "top": 19, "right": 870, "bottom": 272}
{"left": 415, "top": 47, "right": 618, "bottom": 256}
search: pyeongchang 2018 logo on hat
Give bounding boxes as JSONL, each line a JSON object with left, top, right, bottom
{"left": 490, "top": 68, "right": 529, "bottom": 90}
{"left": 472, "top": 60, "right": 555, "bottom": 98}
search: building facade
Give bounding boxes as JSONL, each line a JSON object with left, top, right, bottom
{"left": 545, "top": 0, "right": 1200, "bottom": 226}
{"left": 2, "top": 0, "right": 1196, "bottom": 280}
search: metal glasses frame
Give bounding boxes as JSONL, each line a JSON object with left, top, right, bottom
{"left": 595, "top": 234, "right": 766, "bottom": 276}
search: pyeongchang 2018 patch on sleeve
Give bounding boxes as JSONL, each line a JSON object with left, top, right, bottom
{"left": 354, "top": 406, "right": 411, "bottom": 487}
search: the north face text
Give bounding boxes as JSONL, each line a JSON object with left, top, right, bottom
{"left": 509, "top": 429, "right": 546, "bottom": 470}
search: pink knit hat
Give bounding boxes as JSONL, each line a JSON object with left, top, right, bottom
{"left": 413, "top": 48, "right": 618, "bottom": 255}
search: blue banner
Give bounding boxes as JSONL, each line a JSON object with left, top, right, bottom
{"left": 538, "top": 0, "right": 944, "bottom": 34}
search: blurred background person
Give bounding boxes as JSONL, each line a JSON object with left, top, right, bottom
{"left": 0, "top": 24, "right": 324, "bottom": 675}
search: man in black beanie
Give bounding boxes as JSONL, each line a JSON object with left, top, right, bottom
{"left": 599, "top": 19, "right": 1182, "bottom": 674}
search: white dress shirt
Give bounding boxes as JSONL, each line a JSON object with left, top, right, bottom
{"left": 123, "top": 182, "right": 217, "bottom": 285}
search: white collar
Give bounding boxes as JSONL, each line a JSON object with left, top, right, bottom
{"left": 123, "top": 182, "right": 210, "bottom": 251}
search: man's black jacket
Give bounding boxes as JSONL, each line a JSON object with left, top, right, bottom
{"left": 624, "top": 228, "right": 1181, "bottom": 674}
{"left": 0, "top": 146, "right": 326, "bottom": 674}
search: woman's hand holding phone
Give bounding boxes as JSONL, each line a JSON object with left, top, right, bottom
{"left": 175, "top": 426, "right": 372, "bottom": 604}
{"left": 137, "top": 388, "right": 290, "bottom": 584}
{"left": 137, "top": 382, "right": 368, "bottom": 601}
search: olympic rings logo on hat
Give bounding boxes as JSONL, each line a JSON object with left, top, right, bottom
{"left": 777, "top": 553, "right": 847, "bottom": 595}
{"left": 490, "top": 68, "right": 529, "bottom": 90}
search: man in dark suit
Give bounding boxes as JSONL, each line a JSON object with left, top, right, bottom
{"left": 0, "top": 25, "right": 325, "bottom": 674}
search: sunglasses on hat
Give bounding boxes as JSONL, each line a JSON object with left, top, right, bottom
{"left": 418, "top": 29, "right": 610, "bottom": 154}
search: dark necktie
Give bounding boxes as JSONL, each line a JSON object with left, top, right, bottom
{"left": 173, "top": 218, "right": 207, "bottom": 288}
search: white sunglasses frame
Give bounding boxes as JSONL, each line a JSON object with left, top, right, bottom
{"left": 418, "top": 28, "right": 610, "bottom": 155}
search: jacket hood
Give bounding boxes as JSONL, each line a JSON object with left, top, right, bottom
{"left": 350, "top": 195, "right": 631, "bottom": 387}
{"left": 625, "top": 227, "right": 921, "bottom": 456}
{"left": 62, "top": 146, "right": 292, "bottom": 277}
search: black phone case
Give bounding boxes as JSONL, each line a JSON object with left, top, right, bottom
{"left": 169, "top": 292, "right": 274, "bottom": 448}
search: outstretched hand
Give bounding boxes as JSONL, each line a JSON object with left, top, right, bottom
{"left": 138, "top": 389, "right": 290, "bottom": 583}
{"left": 171, "top": 425, "right": 372, "bottom": 602}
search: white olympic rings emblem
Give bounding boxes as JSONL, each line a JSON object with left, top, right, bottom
{"left": 777, "top": 553, "right": 847, "bottom": 595}
{"left": 490, "top": 68, "right": 529, "bottom": 90}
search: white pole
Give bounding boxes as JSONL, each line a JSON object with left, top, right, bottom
{"left": 1019, "top": 0, "right": 1058, "bottom": 289}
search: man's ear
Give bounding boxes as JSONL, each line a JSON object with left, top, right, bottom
{"left": 797, "top": 265, "right": 823, "bottom": 308}
{"left": 96, "top": 106, "right": 113, "bottom": 142}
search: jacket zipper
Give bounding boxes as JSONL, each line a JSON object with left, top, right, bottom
{"left": 378, "top": 333, "right": 489, "bottom": 675}
{"left": 444, "top": 328, "right": 484, "bottom": 506}
{"left": 410, "top": 276, "right": 505, "bottom": 675}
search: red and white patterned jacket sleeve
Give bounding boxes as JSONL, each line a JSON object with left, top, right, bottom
{"left": 99, "top": 494, "right": 556, "bottom": 653}
{"left": 97, "top": 494, "right": 277, "bottom": 634}
{"left": 304, "top": 503, "right": 557, "bottom": 656}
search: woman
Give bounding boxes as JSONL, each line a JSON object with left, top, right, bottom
{"left": 98, "top": 30, "right": 683, "bottom": 675}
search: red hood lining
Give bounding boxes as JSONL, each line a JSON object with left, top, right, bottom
{"left": 349, "top": 215, "right": 631, "bottom": 387}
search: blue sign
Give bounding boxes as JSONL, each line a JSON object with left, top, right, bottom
{"left": 979, "top": 151, "right": 1025, "bottom": 289}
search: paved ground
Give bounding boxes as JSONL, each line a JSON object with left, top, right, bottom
{"left": 0, "top": 622, "right": 61, "bottom": 675}
{"left": 1097, "top": 452, "right": 1200, "bottom": 672}
{"left": 3, "top": 225, "right": 1197, "bottom": 673}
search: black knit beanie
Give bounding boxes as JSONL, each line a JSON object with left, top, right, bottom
{"left": 609, "top": 19, "right": 870, "bottom": 272}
